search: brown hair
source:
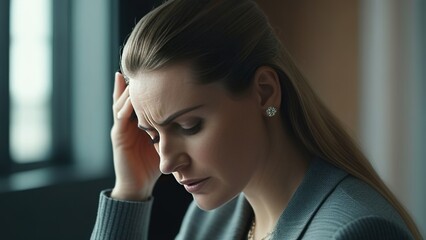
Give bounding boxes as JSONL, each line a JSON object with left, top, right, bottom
{"left": 121, "top": 0, "right": 421, "bottom": 238}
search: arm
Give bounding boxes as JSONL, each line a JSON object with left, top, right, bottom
{"left": 91, "top": 190, "right": 153, "bottom": 240}
{"left": 91, "top": 72, "right": 161, "bottom": 239}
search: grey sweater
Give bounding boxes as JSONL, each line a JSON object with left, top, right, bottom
{"left": 91, "top": 159, "right": 414, "bottom": 239}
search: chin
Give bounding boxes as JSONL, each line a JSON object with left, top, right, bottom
{"left": 192, "top": 192, "right": 240, "bottom": 211}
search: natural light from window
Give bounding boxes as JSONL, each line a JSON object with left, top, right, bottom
{"left": 9, "top": 0, "right": 52, "bottom": 163}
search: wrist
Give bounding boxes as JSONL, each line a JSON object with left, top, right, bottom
{"left": 111, "top": 185, "right": 153, "bottom": 201}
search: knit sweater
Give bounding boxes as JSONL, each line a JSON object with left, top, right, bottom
{"left": 91, "top": 159, "right": 414, "bottom": 239}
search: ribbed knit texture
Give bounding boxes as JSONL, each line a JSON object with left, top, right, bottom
{"left": 91, "top": 190, "right": 153, "bottom": 240}
{"left": 333, "top": 216, "right": 413, "bottom": 240}
{"left": 90, "top": 159, "right": 415, "bottom": 239}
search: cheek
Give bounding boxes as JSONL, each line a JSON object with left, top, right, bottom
{"left": 190, "top": 109, "right": 266, "bottom": 181}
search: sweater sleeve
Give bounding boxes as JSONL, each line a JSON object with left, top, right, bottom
{"left": 91, "top": 190, "right": 154, "bottom": 240}
{"left": 333, "top": 216, "right": 414, "bottom": 240}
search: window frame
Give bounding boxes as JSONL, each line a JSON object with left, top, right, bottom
{"left": 0, "top": 0, "right": 11, "bottom": 174}
{"left": 0, "top": 0, "right": 72, "bottom": 175}
{"left": 0, "top": 0, "right": 153, "bottom": 181}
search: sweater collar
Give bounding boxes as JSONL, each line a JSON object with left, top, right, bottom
{"left": 236, "top": 158, "right": 348, "bottom": 240}
{"left": 271, "top": 158, "right": 348, "bottom": 239}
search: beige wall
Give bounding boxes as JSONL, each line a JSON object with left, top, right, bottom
{"left": 257, "top": 1, "right": 426, "bottom": 234}
{"left": 257, "top": 0, "right": 359, "bottom": 137}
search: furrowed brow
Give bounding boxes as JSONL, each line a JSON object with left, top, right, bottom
{"left": 137, "top": 104, "right": 204, "bottom": 130}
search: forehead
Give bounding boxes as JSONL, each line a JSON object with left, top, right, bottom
{"left": 129, "top": 64, "right": 199, "bottom": 105}
{"left": 128, "top": 64, "right": 224, "bottom": 122}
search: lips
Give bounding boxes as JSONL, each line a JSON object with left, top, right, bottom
{"left": 179, "top": 177, "right": 210, "bottom": 193}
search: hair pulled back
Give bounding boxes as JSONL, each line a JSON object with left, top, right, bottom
{"left": 121, "top": 1, "right": 421, "bottom": 238}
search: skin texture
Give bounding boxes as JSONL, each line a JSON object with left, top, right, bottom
{"left": 111, "top": 63, "right": 310, "bottom": 239}
{"left": 111, "top": 72, "right": 161, "bottom": 201}
{"left": 129, "top": 64, "right": 269, "bottom": 210}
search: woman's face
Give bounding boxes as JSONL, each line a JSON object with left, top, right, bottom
{"left": 129, "top": 63, "right": 269, "bottom": 210}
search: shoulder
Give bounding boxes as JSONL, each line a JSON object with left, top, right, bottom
{"left": 325, "top": 176, "right": 404, "bottom": 222}
{"left": 303, "top": 176, "right": 413, "bottom": 239}
{"left": 332, "top": 216, "right": 414, "bottom": 240}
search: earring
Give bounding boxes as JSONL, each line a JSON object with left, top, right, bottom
{"left": 266, "top": 106, "right": 277, "bottom": 117}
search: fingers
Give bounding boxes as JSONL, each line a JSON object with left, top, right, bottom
{"left": 112, "top": 71, "right": 135, "bottom": 124}
{"left": 117, "top": 97, "right": 134, "bottom": 120}
{"left": 113, "top": 72, "right": 126, "bottom": 102}
{"left": 113, "top": 87, "right": 131, "bottom": 120}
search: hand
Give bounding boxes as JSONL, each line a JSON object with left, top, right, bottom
{"left": 110, "top": 72, "right": 161, "bottom": 201}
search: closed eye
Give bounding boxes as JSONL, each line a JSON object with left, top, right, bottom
{"left": 148, "top": 121, "right": 201, "bottom": 144}
{"left": 179, "top": 119, "right": 203, "bottom": 135}
{"left": 140, "top": 119, "right": 203, "bottom": 144}
{"left": 141, "top": 130, "right": 159, "bottom": 144}
{"left": 138, "top": 124, "right": 160, "bottom": 144}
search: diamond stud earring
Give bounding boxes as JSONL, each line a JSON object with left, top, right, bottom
{"left": 266, "top": 106, "right": 277, "bottom": 117}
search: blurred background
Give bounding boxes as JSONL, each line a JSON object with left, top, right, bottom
{"left": 0, "top": 0, "right": 424, "bottom": 239}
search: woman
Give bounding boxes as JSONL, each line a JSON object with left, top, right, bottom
{"left": 91, "top": 0, "right": 421, "bottom": 239}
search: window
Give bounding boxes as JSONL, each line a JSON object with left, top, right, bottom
{"left": 0, "top": 0, "right": 118, "bottom": 198}
{"left": 1, "top": 0, "right": 116, "bottom": 183}
{"left": 0, "top": 0, "right": 71, "bottom": 174}
{"left": 10, "top": 0, "right": 53, "bottom": 163}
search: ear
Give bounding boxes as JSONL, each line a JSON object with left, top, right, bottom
{"left": 252, "top": 66, "right": 281, "bottom": 115}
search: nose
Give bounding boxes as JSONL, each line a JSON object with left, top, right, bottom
{"left": 158, "top": 135, "right": 189, "bottom": 174}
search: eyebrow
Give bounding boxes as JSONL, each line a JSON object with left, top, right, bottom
{"left": 138, "top": 104, "right": 204, "bottom": 131}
